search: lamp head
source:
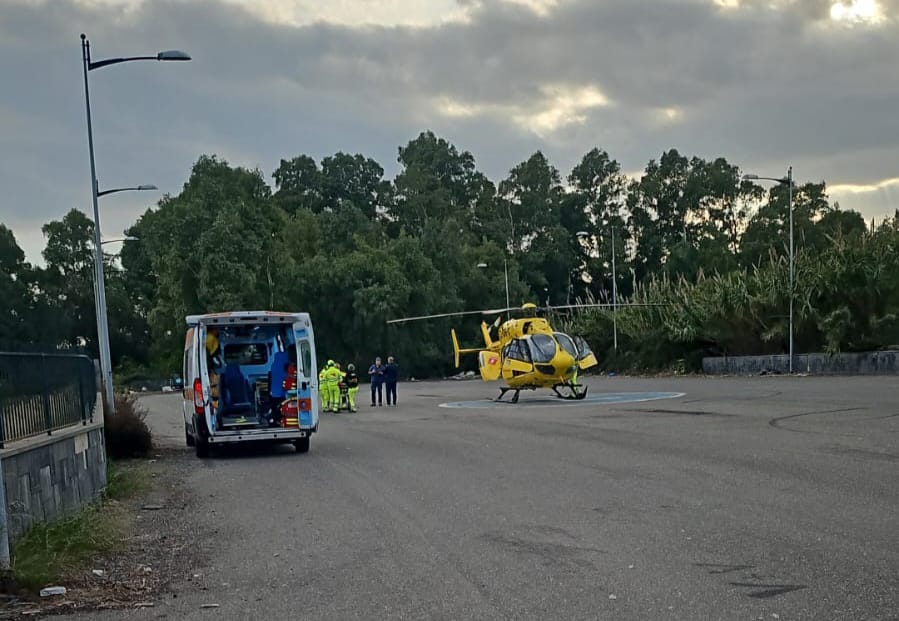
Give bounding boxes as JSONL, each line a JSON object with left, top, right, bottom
{"left": 157, "top": 50, "right": 191, "bottom": 61}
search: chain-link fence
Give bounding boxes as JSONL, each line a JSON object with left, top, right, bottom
{"left": 0, "top": 352, "right": 98, "bottom": 447}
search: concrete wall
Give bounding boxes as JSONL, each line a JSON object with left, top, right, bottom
{"left": 702, "top": 350, "right": 899, "bottom": 376}
{"left": 0, "top": 399, "right": 106, "bottom": 541}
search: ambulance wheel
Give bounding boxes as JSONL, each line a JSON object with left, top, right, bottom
{"left": 294, "top": 437, "right": 310, "bottom": 454}
{"left": 185, "top": 424, "right": 195, "bottom": 447}
{"left": 195, "top": 436, "right": 210, "bottom": 458}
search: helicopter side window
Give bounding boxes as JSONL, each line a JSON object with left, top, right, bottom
{"left": 554, "top": 333, "right": 578, "bottom": 358}
{"left": 519, "top": 340, "right": 531, "bottom": 362}
{"left": 506, "top": 339, "right": 531, "bottom": 363}
{"left": 573, "top": 336, "right": 594, "bottom": 360}
{"left": 527, "top": 334, "right": 556, "bottom": 364}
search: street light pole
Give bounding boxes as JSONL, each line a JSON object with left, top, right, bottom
{"left": 610, "top": 225, "right": 618, "bottom": 353}
{"left": 80, "top": 34, "right": 190, "bottom": 413}
{"left": 742, "top": 167, "right": 795, "bottom": 373}
{"left": 81, "top": 35, "right": 115, "bottom": 412}
{"left": 787, "top": 166, "right": 793, "bottom": 374}
{"left": 576, "top": 226, "right": 617, "bottom": 351}
{"left": 477, "top": 261, "right": 511, "bottom": 318}
{"left": 503, "top": 257, "right": 510, "bottom": 319}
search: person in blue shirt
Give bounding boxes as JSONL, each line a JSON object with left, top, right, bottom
{"left": 368, "top": 357, "right": 384, "bottom": 407}
{"left": 384, "top": 356, "right": 399, "bottom": 406}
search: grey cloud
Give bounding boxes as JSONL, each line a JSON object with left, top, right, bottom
{"left": 2, "top": 0, "right": 899, "bottom": 264}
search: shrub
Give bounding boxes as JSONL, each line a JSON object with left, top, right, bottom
{"left": 104, "top": 394, "right": 152, "bottom": 459}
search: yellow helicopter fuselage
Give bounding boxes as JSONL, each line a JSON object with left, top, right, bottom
{"left": 451, "top": 314, "right": 598, "bottom": 400}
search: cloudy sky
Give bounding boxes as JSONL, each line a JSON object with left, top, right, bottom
{"left": 2, "top": 0, "right": 898, "bottom": 264}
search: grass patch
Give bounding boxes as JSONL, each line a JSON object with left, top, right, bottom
{"left": 10, "top": 461, "right": 148, "bottom": 593}
{"left": 105, "top": 460, "right": 150, "bottom": 501}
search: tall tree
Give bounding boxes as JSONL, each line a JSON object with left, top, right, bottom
{"left": 740, "top": 181, "right": 832, "bottom": 268}
{"left": 567, "top": 148, "right": 630, "bottom": 300}
{"left": 40, "top": 209, "right": 98, "bottom": 352}
{"left": 272, "top": 155, "right": 322, "bottom": 214}
{"left": 320, "top": 152, "right": 391, "bottom": 220}
{"left": 391, "top": 131, "right": 493, "bottom": 239}
{"left": 0, "top": 225, "right": 34, "bottom": 344}
{"left": 129, "top": 156, "right": 277, "bottom": 369}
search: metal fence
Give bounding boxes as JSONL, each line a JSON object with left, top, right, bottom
{"left": 702, "top": 350, "right": 899, "bottom": 376}
{"left": 0, "top": 352, "right": 98, "bottom": 448}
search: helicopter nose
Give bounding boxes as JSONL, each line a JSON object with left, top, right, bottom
{"left": 555, "top": 350, "right": 576, "bottom": 376}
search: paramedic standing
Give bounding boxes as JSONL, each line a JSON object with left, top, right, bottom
{"left": 324, "top": 360, "right": 342, "bottom": 414}
{"left": 369, "top": 357, "right": 384, "bottom": 407}
{"left": 334, "top": 362, "right": 346, "bottom": 411}
{"left": 384, "top": 356, "right": 399, "bottom": 406}
{"left": 319, "top": 361, "right": 332, "bottom": 411}
{"left": 344, "top": 364, "right": 359, "bottom": 412}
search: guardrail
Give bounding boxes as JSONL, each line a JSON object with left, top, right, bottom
{"left": 0, "top": 352, "right": 97, "bottom": 448}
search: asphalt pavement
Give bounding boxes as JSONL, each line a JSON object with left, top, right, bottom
{"left": 61, "top": 375, "right": 898, "bottom": 620}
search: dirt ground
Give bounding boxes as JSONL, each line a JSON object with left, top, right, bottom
{"left": 2, "top": 448, "right": 211, "bottom": 618}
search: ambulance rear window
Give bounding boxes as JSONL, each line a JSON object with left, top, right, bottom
{"left": 224, "top": 343, "right": 269, "bottom": 365}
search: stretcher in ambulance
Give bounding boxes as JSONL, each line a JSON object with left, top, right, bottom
{"left": 182, "top": 311, "right": 319, "bottom": 458}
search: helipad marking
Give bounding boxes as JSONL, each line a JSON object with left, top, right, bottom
{"left": 439, "top": 392, "right": 685, "bottom": 409}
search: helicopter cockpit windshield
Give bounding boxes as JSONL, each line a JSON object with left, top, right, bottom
{"left": 527, "top": 334, "right": 557, "bottom": 363}
{"left": 553, "top": 332, "right": 578, "bottom": 358}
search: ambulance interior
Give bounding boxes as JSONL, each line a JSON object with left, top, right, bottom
{"left": 206, "top": 323, "right": 299, "bottom": 430}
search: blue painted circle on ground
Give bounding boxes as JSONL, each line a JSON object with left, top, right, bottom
{"left": 439, "top": 392, "right": 685, "bottom": 409}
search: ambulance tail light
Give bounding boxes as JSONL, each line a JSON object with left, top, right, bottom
{"left": 193, "top": 378, "right": 205, "bottom": 415}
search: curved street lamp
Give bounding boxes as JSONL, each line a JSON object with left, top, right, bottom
{"left": 97, "top": 184, "right": 157, "bottom": 198}
{"left": 743, "top": 167, "right": 795, "bottom": 373}
{"left": 81, "top": 34, "right": 190, "bottom": 412}
{"left": 100, "top": 236, "right": 139, "bottom": 246}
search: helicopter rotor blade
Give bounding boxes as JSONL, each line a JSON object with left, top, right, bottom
{"left": 542, "top": 303, "right": 668, "bottom": 311}
{"left": 386, "top": 308, "right": 510, "bottom": 324}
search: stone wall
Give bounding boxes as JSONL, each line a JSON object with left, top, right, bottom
{"left": 702, "top": 350, "right": 899, "bottom": 376}
{"left": 1, "top": 416, "right": 106, "bottom": 541}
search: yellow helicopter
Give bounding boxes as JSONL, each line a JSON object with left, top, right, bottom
{"left": 387, "top": 303, "right": 600, "bottom": 402}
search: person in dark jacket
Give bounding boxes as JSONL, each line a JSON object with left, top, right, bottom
{"left": 384, "top": 356, "right": 399, "bottom": 406}
{"left": 344, "top": 363, "right": 359, "bottom": 412}
{"left": 368, "top": 357, "right": 384, "bottom": 407}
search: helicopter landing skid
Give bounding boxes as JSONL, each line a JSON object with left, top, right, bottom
{"left": 495, "top": 386, "right": 521, "bottom": 403}
{"left": 552, "top": 382, "right": 588, "bottom": 400}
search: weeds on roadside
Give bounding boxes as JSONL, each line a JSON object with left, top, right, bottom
{"left": 104, "top": 460, "right": 150, "bottom": 501}
{"left": 104, "top": 393, "right": 152, "bottom": 459}
{"left": 10, "top": 462, "right": 146, "bottom": 593}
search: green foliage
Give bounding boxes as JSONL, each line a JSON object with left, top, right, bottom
{"left": 11, "top": 503, "right": 117, "bottom": 592}
{"left": 104, "top": 460, "right": 150, "bottom": 501}
{"left": 2, "top": 133, "right": 890, "bottom": 375}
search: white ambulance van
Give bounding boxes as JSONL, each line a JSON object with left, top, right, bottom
{"left": 182, "top": 311, "right": 319, "bottom": 458}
